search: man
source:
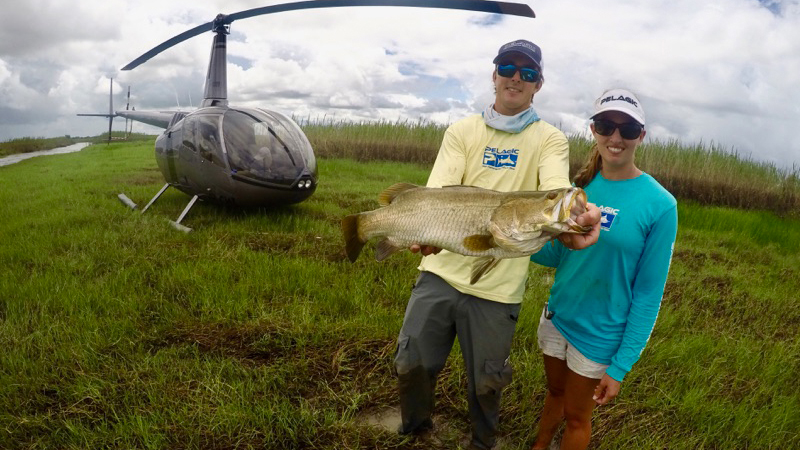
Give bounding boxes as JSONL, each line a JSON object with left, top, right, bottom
{"left": 395, "top": 39, "right": 601, "bottom": 450}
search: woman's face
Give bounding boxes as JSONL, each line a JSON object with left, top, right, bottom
{"left": 492, "top": 54, "right": 542, "bottom": 116}
{"left": 590, "top": 110, "right": 646, "bottom": 173}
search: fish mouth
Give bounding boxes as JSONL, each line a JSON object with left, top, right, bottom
{"left": 562, "top": 188, "right": 592, "bottom": 232}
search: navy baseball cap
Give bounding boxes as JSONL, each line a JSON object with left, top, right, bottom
{"left": 492, "top": 39, "right": 543, "bottom": 71}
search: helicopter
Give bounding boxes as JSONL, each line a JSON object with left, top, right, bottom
{"left": 80, "top": 0, "right": 535, "bottom": 231}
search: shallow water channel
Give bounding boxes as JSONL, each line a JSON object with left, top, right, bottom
{"left": 0, "top": 142, "right": 92, "bottom": 167}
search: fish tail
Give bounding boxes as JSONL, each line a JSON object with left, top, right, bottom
{"left": 342, "top": 214, "right": 366, "bottom": 262}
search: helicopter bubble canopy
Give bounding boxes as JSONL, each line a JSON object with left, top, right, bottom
{"left": 222, "top": 107, "right": 317, "bottom": 188}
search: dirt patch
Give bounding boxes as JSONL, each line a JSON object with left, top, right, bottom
{"left": 357, "top": 406, "right": 473, "bottom": 449}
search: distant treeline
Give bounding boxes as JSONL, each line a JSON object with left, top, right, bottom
{"left": 6, "top": 121, "right": 798, "bottom": 216}
{"left": 300, "top": 118, "right": 800, "bottom": 217}
{"left": 0, "top": 133, "right": 155, "bottom": 157}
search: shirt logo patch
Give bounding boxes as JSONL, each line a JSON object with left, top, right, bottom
{"left": 598, "top": 205, "right": 619, "bottom": 231}
{"left": 483, "top": 147, "right": 519, "bottom": 169}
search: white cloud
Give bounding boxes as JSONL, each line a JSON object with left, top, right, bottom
{"left": 0, "top": 0, "right": 798, "bottom": 169}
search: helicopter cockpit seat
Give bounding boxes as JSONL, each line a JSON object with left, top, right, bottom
{"left": 224, "top": 113, "right": 271, "bottom": 179}
{"left": 267, "top": 139, "right": 295, "bottom": 180}
{"left": 197, "top": 121, "right": 221, "bottom": 164}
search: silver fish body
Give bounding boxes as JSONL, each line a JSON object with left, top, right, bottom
{"left": 342, "top": 183, "right": 591, "bottom": 284}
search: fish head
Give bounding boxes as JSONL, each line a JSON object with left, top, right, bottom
{"left": 503, "top": 187, "right": 588, "bottom": 232}
{"left": 489, "top": 187, "right": 591, "bottom": 252}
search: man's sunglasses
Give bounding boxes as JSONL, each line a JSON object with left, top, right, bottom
{"left": 496, "top": 64, "right": 541, "bottom": 83}
{"left": 593, "top": 119, "right": 644, "bottom": 140}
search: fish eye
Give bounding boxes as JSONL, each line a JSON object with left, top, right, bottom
{"left": 546, "top": 191, "right": 558, "bottom": 200}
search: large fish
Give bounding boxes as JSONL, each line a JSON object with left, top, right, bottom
{"left": 342, "top": 183, "right": 592, "bottom": 284}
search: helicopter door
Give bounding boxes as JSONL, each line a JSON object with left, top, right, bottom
{"left": 193, "top": 116, "right": 226, "bottom": 168}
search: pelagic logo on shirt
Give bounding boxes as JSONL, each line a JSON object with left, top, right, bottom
{"left": 482, "top": 146, "right": 519, "bottom": 169}
{"left": 598, "top": 205, "right": 619, "bottom": 231}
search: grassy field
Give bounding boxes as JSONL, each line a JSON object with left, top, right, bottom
{"left": 1, "top": 137, "right": 799, "bottom": 449}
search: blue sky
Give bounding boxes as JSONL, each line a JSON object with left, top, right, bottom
{"left": 1, "top": 0, "right": 798, "bottom": 170}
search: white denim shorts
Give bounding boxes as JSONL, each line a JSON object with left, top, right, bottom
{"left": 537, "top": 309, "right": 609, "bottom": 380}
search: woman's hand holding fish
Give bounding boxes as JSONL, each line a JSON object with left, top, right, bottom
{"left": 558, "top": 203, "right": 601, "bottom": 250}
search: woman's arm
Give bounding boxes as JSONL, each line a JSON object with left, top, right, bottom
{"left": 606, "top": 205, "right": 678, "bottom": 383}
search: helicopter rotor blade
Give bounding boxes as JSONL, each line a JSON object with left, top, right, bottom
{"left": 122, "top": 21, "right": 213, "bottom": 71}
{"left": 228, "top": 0, "right": 534, "bottom": 22}
{"left": 121, "top": 0, "right": 534, "bottom": 71}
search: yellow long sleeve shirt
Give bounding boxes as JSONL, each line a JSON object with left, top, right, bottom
{"left": 418, "top": 114, "right": 571, "bottom": 304}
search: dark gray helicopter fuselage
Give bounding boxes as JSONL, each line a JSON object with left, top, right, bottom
{"left": 153, "top": 105, "right": 317, "bottom": 207}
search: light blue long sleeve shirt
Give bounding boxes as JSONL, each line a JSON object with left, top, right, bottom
{"left": 531, "top": 172, "right": 677, "bottom": 382}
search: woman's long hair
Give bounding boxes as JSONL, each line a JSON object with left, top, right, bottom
{"left": 572, "top": 144, "right": 602, "bottom": 188}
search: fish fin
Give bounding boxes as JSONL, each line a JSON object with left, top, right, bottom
{"left": 441, "top": 185, "right": 492, "bottom": 195}
{"left": 375, "top": 238, "right": 403, "bottom": 261}
{"left": 442, "top": 184, "right": 480, "bottom": 189}
{"left": 471, "top": 257, "right": 501, "bottom": 285}
{"left": 341, "top": 214, "right": 365, "bottom": 263}
{"left": 378, "top": 183, "right": 418, "bottom": 206}
{"left": 463, "top": 234, "right": 496, "bottom": 252}
{"left": 541, "top": 224, "right": 567, "bottom": 234}
{"left": 541, "top": 223, "right": 591, "bottom": 234}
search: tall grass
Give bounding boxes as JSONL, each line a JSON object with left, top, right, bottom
{"left": 0, "top": 136, "right": 82, "bottom": 157}
{"left": 1, "top": 140, "right": 799, "bottom": 449}
{"left": 569, "top": 136, "right": 799, "bottom": 215}
{"left": 301, "top": 119, "right": 799, "bottom": 216}
{"left": 300, "top": 117, "right": 446, "bottom": 164}
{"left": 8, "top": 120, "right": 799, "bottom": 214}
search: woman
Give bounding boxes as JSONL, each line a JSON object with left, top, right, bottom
{"left": 529, "top": 88, "right": 678, "bottom": 450}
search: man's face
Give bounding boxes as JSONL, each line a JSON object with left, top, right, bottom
{"left": 492, "top": 53, "right": 542, "bottom": 116}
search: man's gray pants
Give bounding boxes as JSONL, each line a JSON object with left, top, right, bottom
{"left": 394, "top": 271, "right": 521, "bottom": 450}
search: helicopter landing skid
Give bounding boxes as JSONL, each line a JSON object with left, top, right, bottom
{"left": 117, "top": 193, "right": 138, "bottom": 210}
{"left": 168, "top": 195, "right": 199, "bottom": 233}
{"left": 118, "top": 183, "right": 197, "bottom": 232}
{"left": 141, "top": 183, "right": 171, "bottom": 213}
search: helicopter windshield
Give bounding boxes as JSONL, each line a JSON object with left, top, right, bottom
{"left": 222, "top": 108, "right": 315, "bottom": 186}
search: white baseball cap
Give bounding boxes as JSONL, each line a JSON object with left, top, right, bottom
{"left": 590, "top": 88, "right": 646, "bottom": 126}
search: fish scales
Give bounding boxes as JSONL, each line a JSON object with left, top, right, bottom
{"left": 358, "top": 192, "right": 498, "bottom": 254}
{"left": 342, "top": 183, "right": 591, "bottom": 284}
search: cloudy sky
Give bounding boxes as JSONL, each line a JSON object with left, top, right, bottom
{"left": 1, "top": 0, "right": 798, "bottom": 169}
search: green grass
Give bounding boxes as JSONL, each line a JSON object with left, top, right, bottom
{"left": 1, "top": 138, "right": 799, "bottom": 449}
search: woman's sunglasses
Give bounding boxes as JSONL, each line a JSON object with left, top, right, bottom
{"left": 496, "top": 64, "right": 541, "bottom": 83}
{"left": 593, "top": 119, "right": 643, "bottom": 140}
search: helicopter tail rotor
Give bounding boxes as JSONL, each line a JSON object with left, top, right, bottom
{"left": 125, "top": 86, "right": 132, "bottom": 139}
{"left": 77, "top": 78, "right": 119, "bottom": 144}
{"left": 107, "top": 78, "right": 114, "bottom": 144}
